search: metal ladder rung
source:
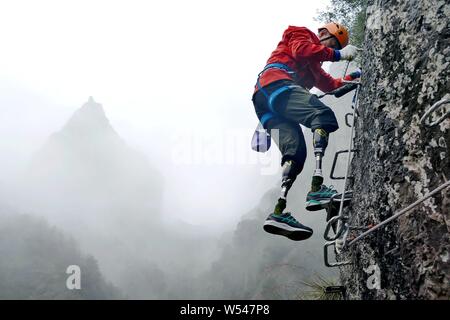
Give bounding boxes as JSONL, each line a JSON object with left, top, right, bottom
{"left": 330, "top": 149, "right": 358, "bottom": 180}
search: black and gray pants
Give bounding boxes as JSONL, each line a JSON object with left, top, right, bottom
{"left": 252, "top": 79, "right": 339, "bottom": 171}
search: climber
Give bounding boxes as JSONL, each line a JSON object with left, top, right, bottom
{"left": 252, "top": 22, "right": 361, "bottom": 241}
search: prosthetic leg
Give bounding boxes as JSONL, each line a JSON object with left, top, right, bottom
{"left": 265, "top": 158, "right": 313, "bottom": 241}
{"left": 274, "top": 159, "right": 302, "bottom": 214}
{"left": 311, "top": 128, "right": 329, "bottom": 192}
{"left": 306, "top": 128, "right": 351, "bottom": 213}
{"left": 305, "top": 128, "right": 339, "bottom": 211}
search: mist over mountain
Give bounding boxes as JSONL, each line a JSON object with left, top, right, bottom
{"left": 0, "top": 211, "right": 121, "bottom": 299}
{"left": 8, "top": 97, "right": 217, "bottom": 298}
{"left": 1, "top": 65, "right": 356, "bottom": 299}
{"left": 26, "top": 96, "right": 162, "bottom": 227}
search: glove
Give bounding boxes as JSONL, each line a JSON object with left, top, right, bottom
{"left": 349, "top": 70, "right": 361, "bottom": 79}
{"left": 343, "top": 69, "right": 361, "bottom": 81}
{"left": 337, "top": 45, "right": 361, "bottom": 61}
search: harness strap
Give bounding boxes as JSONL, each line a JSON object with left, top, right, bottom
{"left": 256, "top": 63, "right": 300, "bottom": 128}
{"left": 260, "top": 112, "right": 275, "bottom": 127}
{"left": 256, "top": 63, "right": 298, "bottom": 97}
{"left": 268, "top": 85, "right": 299, "bottom": 112}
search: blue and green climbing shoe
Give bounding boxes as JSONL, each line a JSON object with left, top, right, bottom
{"left": 263, "top": 212, "right": 313, "bottom": 241}
{"left": 306, "top": 185, "right": 339, "bottom": 211}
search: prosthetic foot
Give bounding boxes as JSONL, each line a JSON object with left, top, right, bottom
{"left": 306, "top": 128, "right": 334, "bottom": 211}
{"left": 264, "top": 160, "right": 313, "bottom": 241}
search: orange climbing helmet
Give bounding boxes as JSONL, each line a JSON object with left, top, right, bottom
{"left": 319, "top": 22, "right": 349, "bottom": 49}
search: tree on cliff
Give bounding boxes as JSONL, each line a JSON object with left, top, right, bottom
{"left": 317, "top": 0, "right": 368, "bottom": 47}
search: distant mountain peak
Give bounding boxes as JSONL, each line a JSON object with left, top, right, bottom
{"left": 80, "top": 96, "right": 105, "bottom": 116}
{"left": 63, "top": 97, "right": 114, "bottom": 134}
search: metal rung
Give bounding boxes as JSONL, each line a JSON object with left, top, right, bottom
{"left": 330, "top": 149, "right": 358, "bottom": 180}
{"left": 324, "top": 192, "right": 353, "bottom": 241}
{"left": 420, "top": 97, "right": 450, "bottom": 128}
{"left": 324, "top": 285, "right": 346, "bottom": 294}
{"left": 324, "top": 285, "right": 346, "bottom": 296}
{"left": 345, "top": 113, "right": 353, "bottom": 127}
{"left": 324, "top": 215, "right": 348, "bottom": 241}
{"left": 324, "top": 285, "right": 346, "bottom": 299}
{"left": 324, "top": 241, "right": 351, "bottom": 267}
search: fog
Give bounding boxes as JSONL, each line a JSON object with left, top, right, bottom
{"left": 0, "top": 1, "right": 360, "bottom": 299}
{"left": 0, "top": 0, "right": 332, "bottom": 229}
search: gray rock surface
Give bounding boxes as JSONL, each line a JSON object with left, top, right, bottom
{"left": 338, "top": 0, "right": 450, "bottom": 299}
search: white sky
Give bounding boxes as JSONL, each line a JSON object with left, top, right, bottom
{"left": 0, "top": 0, "right": 331, "bottom": 228}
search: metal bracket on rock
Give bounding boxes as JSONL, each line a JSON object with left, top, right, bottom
{"left": 420, "top": 97, "right": 450, "bottom": 128}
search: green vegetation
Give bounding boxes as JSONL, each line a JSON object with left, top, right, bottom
{"left": 298, "top": 273, "right": 343, "bottom": 300}
{"left": 316, "top": 0, "right": 368, "bottom": 47}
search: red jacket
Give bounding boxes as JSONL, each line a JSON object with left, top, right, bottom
{"left": 256, "top": 26, "right": 345, "bottom": 93}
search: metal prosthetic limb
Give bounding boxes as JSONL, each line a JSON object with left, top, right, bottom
{"left": 312, "top": 129, "right": 329, "bottom": 190}
{"left": 274, "top": 160, "right": 301, "bottom": 214}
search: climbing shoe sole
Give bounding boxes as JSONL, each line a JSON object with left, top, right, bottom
{"left": 305, "top": 199, "right": 333, "bottom": 211}
{"left": 263, "top": 220, "right": 313, "bottom": 241}
{"left": 306, "top": 194, "right": 352, "bottom": 212}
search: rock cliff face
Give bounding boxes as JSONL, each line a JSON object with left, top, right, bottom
{"left": 339, "top": 0, "right": 450, "bottom": 299}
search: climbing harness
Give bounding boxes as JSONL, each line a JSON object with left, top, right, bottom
{"left": 251, "top": 63, "right": 303, "bottom": 153}
{"left": 255, "top": 63, "right": 302, "bottom": 128}
{"left": 323, "top": 89, "right": 450, "bottom": 267}
{"left": 251, "top": 63, "right": 357, "bottom": 152}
